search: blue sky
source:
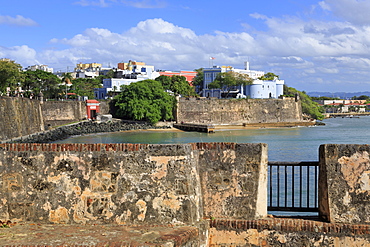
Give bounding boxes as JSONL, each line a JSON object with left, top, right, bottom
{"left": 1, "top": 0, "right": 370, "bottom": 93}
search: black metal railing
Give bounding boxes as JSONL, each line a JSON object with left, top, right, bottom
{"left": 268, "top": 161, "right": 319, "bottom": 212}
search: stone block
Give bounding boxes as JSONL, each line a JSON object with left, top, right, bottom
{"left": 319, "top": 144, "right": 370, "bottom": 224}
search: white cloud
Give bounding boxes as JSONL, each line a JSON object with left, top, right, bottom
{"left": 0, "top": 15, "right": 38, "bottom": 26}
{"left": 120, "top": 0, "right": 166, "bottom": 8}
{"left": 74, "top": 0, "right": 113, "bottom": 7}
{"left": 322, "top": 0, "right": 370, "bottom": 26}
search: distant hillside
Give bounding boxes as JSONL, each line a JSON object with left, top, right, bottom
{"left": 307, "top": 91, "right": 370, "bottom": 99}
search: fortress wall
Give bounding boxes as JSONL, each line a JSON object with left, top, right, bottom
{"left": 0, "top": 97, "right": 44, "bottom": 141}
{"left": 177, "top": 97, "right": 303, "bottom": 125}
{"left": 41, "top": 101, "right": 86, "bottom": 127}
{"left": 0, "top": 142, "right": 266, "bottom": 225}
{"left": 319, "top": 144, "right": 370, "bottom": 224}
{"left": 0, "top": 97, "right": 87, "bottom": 141}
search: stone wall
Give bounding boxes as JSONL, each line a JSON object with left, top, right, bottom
{"left": 176, "top": 97, "right": 303, "bottom": 125}
{"left": 319, "top": 144, "right": 370, "bottom": 224}
{"left": 209, "top": 219, "right": 370, "bottom": 246}
{"left": 0, "top": 142, "right": 267, "bottom": 225}
{"left": 0, "top": 97, "right": 44, "bottom": 141}
{"left": 41, "top": 101, "right": 86, "bottom": 127}
{"left": 0, "top": 97, "right": 87, "bottom": 141}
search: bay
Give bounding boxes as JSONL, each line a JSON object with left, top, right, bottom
{"left": 55, "top": 116, "right": 370, "bottom": 162}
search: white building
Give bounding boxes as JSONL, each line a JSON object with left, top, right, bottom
{"left": 94, "top": 68, "right": 160, "bottom": 99}
{"left": 202, "top": 62, "right": 284, "bottom": 99}
{"left": 26, "top": 64, "right": 54, "bottom": 73}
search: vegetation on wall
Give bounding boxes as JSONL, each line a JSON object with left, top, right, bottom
{"left": 284, "top": 85, "right": 324, "bottom": 120}
{"left": 114, "top": 79, "right": 174, "bottom": 124}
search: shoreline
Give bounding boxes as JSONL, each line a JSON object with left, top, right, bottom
{"left": 4, "top": 120, "right": 318, "bottom": 144}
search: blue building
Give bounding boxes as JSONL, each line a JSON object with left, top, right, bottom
{"left": 201, "top": 62, "right": 284, "bottom": 99}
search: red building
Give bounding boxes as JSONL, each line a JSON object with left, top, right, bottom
{"left": 86, "top": 100, "right": 100, "bottom": 120}
{"left": 159, "top": 71, "right": 197, "bottom": 86}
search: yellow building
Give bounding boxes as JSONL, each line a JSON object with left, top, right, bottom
{"left": 75, "top": 63, "right": 102, "bottom": 71}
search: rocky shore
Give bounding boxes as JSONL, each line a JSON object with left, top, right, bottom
{"left": 7, "top": 120, "right": 171, "bottom": 143}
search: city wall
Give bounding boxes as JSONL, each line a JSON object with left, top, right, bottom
{"left": 176, "top": 97, "right": 304, "bottom": 126}
{"left": 0, "top": 96, "right": 86, "bottom": 141}
{"left": 41, "top": 100, "right": 86, "bottom": 127}
{"left": 1, "top": 143, "right": 370, "bottom": 246}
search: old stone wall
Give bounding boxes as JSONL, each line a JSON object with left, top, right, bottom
{"left": 209, "top": 219, "right": 370, "bottom": 246}
{"left": 319, "top": 144, "right": 370, "bottom": 224}
{"left": 0, "top": 142, "right": 266, "bottom": 225}
{"left": 0, "top": 97, "right": 44, "bottom": 141}
{"left": 41, "top": 101, "right": 86, "bottom": 127}
{"left": 177, "top": 97, "right": 303, "bottom": 125}
{"left": 0, "top": 97, "right": 88, "bottom": 141}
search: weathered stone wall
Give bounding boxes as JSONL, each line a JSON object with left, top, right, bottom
{"left": 209, "top": 219, "right": 370, "bottom": 246}
{"left": 0, "top": 97, "right": 44, "bottom": 141}
{"left": 177, "top": 97, "right": 303, "bottom": 125}
{"left": 41, "top": 101, "right": 86, "bottom": 127}
{"left": 0, "top": 97, "right": 88, "bottom": 141}
{"left": 0, "top": 142, "right": 266, "bottom": 225}
{"left": 198, "top": 142, "right": 267, "bottom": 219}
{"left": 319, "top": 144, "right": 370, "bottom": 224}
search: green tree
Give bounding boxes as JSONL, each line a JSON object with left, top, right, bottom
{"left": 155, "top": 75, "right": 197, "bottom": 96}
{"left": 208, "top": 71, "right": 252, "bottom": 97}
{"left": 23, "top": 70, "right": 62, "bottom": 99}
{"left": 114, "top": 79, "right": 174, "bottom": 124}
{"left": 259, "top": 72, "right": 279, "bottom": 80}
{"left": 0, "top": 60, "right": 24, "bottom": 95}
{"left": 192, "top": 68, "right": 204, "bottom": 93}
{"left": 69, "top": 78, "right": 102, "bottom": 99}
{"left": 284, "top": 85, "right": 324, "bottom": 120}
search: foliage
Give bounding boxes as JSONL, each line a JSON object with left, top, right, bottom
{"left": 310, "top": 96, "right": 340, "bottom": 100}
{"left": 23, "top": 70, "right": 62, "bottom": 98}
{"left": 192, "top": 68, "right": 204, "bottom": 92}
{"left": 284, "top": 85, "right": 325, "bottom": 120}
{"left": 155, "top": 75, "right": 197, "bottom": 96}
{"left": 0, "top": 60, "right": 24, "bottom": 94}
{"left": 69, "top": 77, "right": 102, "bottom": 99}
{"left": 114, "top": 79, "right": 174, "bottom": 124}
{"left": 352, "top": 95, "right": 370, "bottom": 101}
{"left": 259, "top": 72, "right": 279, "bottom": 80}
{"left": 208, "top": 71, "right": 252, "bottom": 97}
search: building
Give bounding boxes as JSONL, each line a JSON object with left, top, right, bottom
{"left": 202, "top": 62, "right": 284, "bottom": 99}
{"left": 94, "top": 60, "right": 160, "bottom": 99}
{"left": 158, "top": 71, "right": 197, "bottom": 84}
{"left": 26, "top": 64, "right": 54, "bottom": 73}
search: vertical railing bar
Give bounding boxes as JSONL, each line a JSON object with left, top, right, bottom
{"left": 269, "top": 165, "right": 272, "bottom": 207}
{"left": 315, "top": 165, "right": 318, "bottom": 208}
{"left": 284, "top": 165, "right": 287, "bottom": 207}
{"left": 299, "top": 165, "right": 302, "bottom": 208}
{"left": 277, "top": 165, "right": 280, "bottom": 207}
{"left": 307, "top": 166, "right": 310, "bottom": 208}
{"left": 292, "top": 166, "right": 295, "bottom": 208}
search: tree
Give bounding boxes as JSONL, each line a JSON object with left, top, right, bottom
{"left": 70, "top": 78, "right": 102, "bottom": 99}
{"left": 114, "top": 79, "right": 174, "bottom": 124}
{"left": 155, "top": 75, "right": 197, "bottom": 97}
{"left": 192, "top": 68, "right": 204, "bottom": 93}
{"left": 284, "top": 85, "right": 324, "bottom": 120}
{"left": 259, "top": 72, "right": 279, "bottom": 80}
{"left": 0, "top": 60, "right": 24, "bottom": 95}
{"left": 23, "top": 70, "right": 62, "bottom": 98}
{"left": 208, "top": 71, "right": 252, "bottom": 97}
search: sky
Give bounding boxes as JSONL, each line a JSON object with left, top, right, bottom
{"left": 1, "top": 0, "right": 370, "bottom": 93}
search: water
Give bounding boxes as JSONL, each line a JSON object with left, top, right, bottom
{"left": 55, "top": 116, "right": 370, "bottom": 161}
